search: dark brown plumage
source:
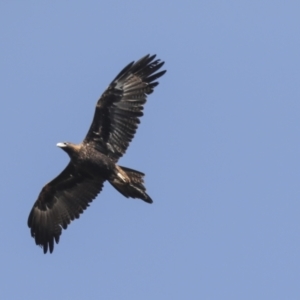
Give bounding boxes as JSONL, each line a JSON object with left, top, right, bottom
{"left": 28, "top": 54, "right": 166, "bottom": 253}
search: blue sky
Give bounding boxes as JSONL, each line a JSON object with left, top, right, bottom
{"left": 1, "top": 1, "right": 299, "bottom": 299}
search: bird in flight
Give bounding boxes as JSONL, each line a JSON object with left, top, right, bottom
{"left": 28, "top": 54, "right": 166, "bottom": 253}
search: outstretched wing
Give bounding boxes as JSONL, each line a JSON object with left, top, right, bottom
{"left": 28, "top": 163, "right": 104, "bottom": 254}
{"left": 84, "top": 54, "right": 166, "bottom": 161}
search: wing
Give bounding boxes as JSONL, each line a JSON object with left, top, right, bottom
{"left": 28, "top": 163, "right": 104, "bottom": 254}
{"left": 84, "top": 54, "right": 166, "bottom": 161}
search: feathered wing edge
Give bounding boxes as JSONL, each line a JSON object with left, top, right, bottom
{"left": 111, "top": 54, "right": 166, "bottom": 87}
{"left": 28, "top": 164, "right": 104, "bottom": 253}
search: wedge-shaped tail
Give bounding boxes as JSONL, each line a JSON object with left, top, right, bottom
{"left": 109, "top": 166, "right": 153, "bottom": 203}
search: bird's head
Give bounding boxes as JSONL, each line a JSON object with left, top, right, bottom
{"left": 57, "top": 142, "right": 79, "bottom": 157}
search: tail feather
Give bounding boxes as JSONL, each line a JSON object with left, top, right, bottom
{"left": 109, "top": 166, "right": 153, "bottom": 204}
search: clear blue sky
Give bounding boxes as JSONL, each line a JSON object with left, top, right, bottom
{"left": 1, "top": 2, "right": 299, "bottom": 299}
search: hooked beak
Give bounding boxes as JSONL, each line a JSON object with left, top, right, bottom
{"left": 56, "top": 142, "right": 66, "bottom": 148}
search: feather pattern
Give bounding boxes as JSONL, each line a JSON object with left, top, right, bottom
{"left": 28, "top": 163, "right": 104, "bottom": 253}
{"left": 84, "top": 54, "right": 166, "bottom": 160}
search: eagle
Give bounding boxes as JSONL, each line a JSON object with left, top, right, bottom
{"left": 28, "top": 54, "right": 166, "bottom": 253}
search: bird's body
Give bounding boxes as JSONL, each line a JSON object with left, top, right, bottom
{"left": 59, "top": 142, "right": 115, "bottom": 177}
{"left": 28, "top": 54, "right": 166, "bottom": 253}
